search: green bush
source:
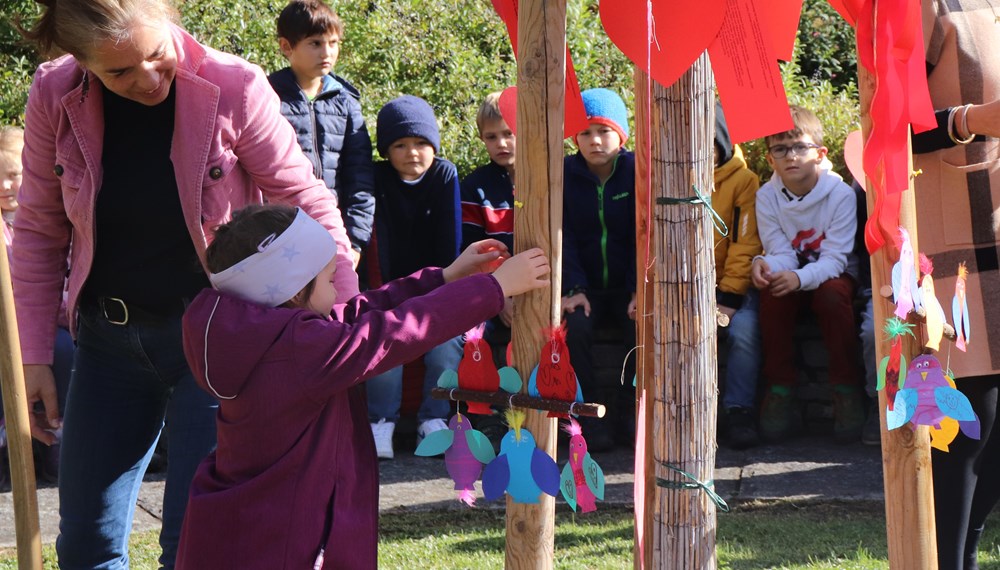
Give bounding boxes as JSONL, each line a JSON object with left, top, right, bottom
{"left": 3, "top": 0, "right": 857, "bottom": 181}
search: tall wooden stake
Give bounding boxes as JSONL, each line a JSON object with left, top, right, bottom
{"left": 508, "top": 0, "right": 565, "bottom": 567}
{"left": 858, "top": 16, "right": 938, "bottom": 567}
{"left": 0, "top": 241, "right": 43, "bottom": 569}
{"left": 633, "top": 69, "right": 657, "bottom": 570}
{"left": 636, "top": 54, "right": 719, "bottom": 568}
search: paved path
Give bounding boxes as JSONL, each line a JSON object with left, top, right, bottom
{"left": 0, "top": 436, "right": 885, "bottom": 549}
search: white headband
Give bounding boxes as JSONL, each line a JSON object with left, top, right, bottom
{"left": 209, "top": 208, "right": 337, "bottom": 307}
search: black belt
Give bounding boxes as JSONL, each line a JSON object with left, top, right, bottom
{"left": 87, "top": 296, "right": 190, "bottom": 326}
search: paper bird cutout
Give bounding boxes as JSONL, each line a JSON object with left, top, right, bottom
{"left": 953, "top": 262, "right": 971, "bottom": 352}
{"left": 528, "top": 325, "right": 584, "bottom": 418}
{"left": 559, "top": 419, "right": 605, "bottom": 513}
{"left": 891, "top": 228, "right": 922, "bottom": 319}
{"left": 877, "top": 317, "right": 914, "bottom": 411}
{"left": 482, "top": 409, "right": 560, "bottom": 504}
{"left": 918, "top": 254, "right": 947, "bottom": 351}
{"left": 414, "top": 413, "right": 496, "bottom": 505}
{"left": 437, "top": 325, "right": 522, "bottom": 415}
{"left": 886, "top": 355, "right": 980, "bottom": 449}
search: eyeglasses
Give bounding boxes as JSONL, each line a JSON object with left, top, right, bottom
{"left": 768, "top": 142, "right": 821, "bottom": 159}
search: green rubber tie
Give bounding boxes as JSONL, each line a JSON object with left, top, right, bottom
{"left": 655, "top": 185, "right": 729, "bottom": 238}
{"left": 655, "top": 461, "right": 731, "bottom": 513}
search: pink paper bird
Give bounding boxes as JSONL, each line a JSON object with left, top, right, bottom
{"left": 558, "top": 419, "right": 605, "bottom": 513}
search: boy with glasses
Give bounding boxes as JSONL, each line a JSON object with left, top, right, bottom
{"left": 751, "top": 105, "right": 864, "bottom": 443}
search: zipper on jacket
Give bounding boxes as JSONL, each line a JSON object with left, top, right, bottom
{"left": 308, "top": 101, "right": 323, "bottom": 180}
{"left": 596, "top": 155, "right": 620, "bottom": 289}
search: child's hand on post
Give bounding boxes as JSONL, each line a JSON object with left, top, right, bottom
{"left": 443, "top": 239, "right": 510, "bottom": 283}
{"left": 492, "top": 248, "right": 551, "bottom": 297}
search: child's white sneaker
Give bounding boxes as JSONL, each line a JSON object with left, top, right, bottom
{"left": 416, "top": 418, "right": 449, "bottom": 447}
{"left": 371, "top": 419, "right": 395, "bottom": 460}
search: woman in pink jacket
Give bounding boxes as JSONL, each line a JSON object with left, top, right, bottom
{"left": 15, "top": 1, "right": 359, "bottom": 567}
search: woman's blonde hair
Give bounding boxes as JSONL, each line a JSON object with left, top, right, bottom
{"left": 21, "top": 0, "right": 179, "bottom": 60}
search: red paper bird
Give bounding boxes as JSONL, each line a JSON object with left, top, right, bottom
{"left": 457, "top": 325, "right": 500, "bottom": 415}
{"left": 528, "top": 325, "right": 583, "bottom": 418}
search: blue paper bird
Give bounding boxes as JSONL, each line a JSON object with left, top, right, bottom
{"left": 482, "top": 409, "right": 560, "bottom": 504}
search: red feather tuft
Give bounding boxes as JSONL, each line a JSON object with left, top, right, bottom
{"left": 544, "top": 324, "right": 567, "bottom": 344}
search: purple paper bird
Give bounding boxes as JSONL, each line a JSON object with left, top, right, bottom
{"left": 414, "top": 413, "right": 496, "bottom": 505}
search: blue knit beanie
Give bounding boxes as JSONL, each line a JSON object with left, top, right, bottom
{"left": 376, "top": 95, "right": 441, "bottom": 157}
{"left": 579, "top": 88, "right": 630, "bottom": 144}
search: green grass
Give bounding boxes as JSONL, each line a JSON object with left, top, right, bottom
{"left": 6, "top": 501, "right": 1000, "bottom": 569}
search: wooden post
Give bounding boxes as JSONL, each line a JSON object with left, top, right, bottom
{"left": 633, "top": 69, "right": 657, "bottom": 570}
{"left": 640, "top": 54, "right": 719, "bottom": 568}
{"left": 858, "top": 32, "right": 939, "bottom": 569}
{"left": 0, "top": 240, "right": 43, "bottom": 569}
{"left": 508, "top": 0, "right": 565, "bottom": 567}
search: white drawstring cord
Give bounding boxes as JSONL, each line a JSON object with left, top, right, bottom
{"left": 204, "top": 296, "right": 238, "bottom": 400}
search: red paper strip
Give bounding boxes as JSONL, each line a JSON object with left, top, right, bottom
{"left": 708, "top": 0, "right": 794, "bottom": 143}
{"left": 490, "top": 0, "right": 588, "bottom": 139}
{"left": 856, "top": 0, "right": 935, "bottom": 254}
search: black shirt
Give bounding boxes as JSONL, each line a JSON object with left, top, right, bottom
{"left": 82, "top": 84, "right": 209, "bottom": 309}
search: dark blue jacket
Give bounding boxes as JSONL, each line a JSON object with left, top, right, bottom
{"left": 563, "top": 149, "right": 636, "bottom": 294}
{"left": 460, "top": 161, "right": 515, "bottom": 252}
{"left": 268, "top": 69, "right": 375, "bottom": 252}
{"left": 362, "top": 158, "right": 461, "bottom": 288}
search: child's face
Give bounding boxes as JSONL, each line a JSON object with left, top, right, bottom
{"left": 305, "top": 255, "right": 338, "bottom": 315}
{"left": 281, "top": 32, "right": 340, "bottom": 82}
{"left": 0, "top": 151, "right": 22, "bottom": 213}
{"left": 479, "top": 118, "right": 515, "bottom": 170}
{"left": 577, "top": 123, "right": 622, "bottom": 170}
{"left": 387, "top": 137, "right": 435, "bottom": 181}
{"left": 765, "top": 133, "right": 827, "bottom": 193}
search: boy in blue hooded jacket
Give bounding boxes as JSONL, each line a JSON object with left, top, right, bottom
{"left": 269, "top": 0, "right": 375, "bottom": 267}
{"left": 562, "top": 88, "right": 637, "bottom": 451}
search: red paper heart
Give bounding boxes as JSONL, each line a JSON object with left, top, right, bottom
{"left": 600, "top": 0, "right": 726, "bottom": 89}
{"left": 498, "top": 86, "right": 518, "bottom": 135}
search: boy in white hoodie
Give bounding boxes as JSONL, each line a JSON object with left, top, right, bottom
{"left": 751, "top": 105, "right": 864, "bottom": 444}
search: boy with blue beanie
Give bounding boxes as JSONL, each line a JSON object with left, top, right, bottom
{"left": 562, "top": 88, "right": 637, "bottom": 452}
{"left": 268, "top": 0, "right": 375, "bottom": 267}
{"left": 363, "top": 94, "right": 463, "bottom": 459}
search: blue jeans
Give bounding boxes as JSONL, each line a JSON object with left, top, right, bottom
{"left": 859, "top": 291, "right": 877, "bottom": 399}
{"left": 367, "top": 336, "right": 462, "bottom": 423}
{"left": 721, "top": 290, "right": 761, "bottom": 410}
{"left": 57, "top": 303, "right": 217, "bottom": 570}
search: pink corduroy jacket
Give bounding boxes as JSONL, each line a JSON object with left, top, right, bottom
{"left": 13, "top": 25, "right": 360, "bottom": 364}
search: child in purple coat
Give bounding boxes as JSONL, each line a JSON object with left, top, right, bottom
{"left": 175, "top": 204, "right": 549, "bottom": 569}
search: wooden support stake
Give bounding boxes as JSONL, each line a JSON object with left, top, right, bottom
{"left": 431, "top": 388, "right": 605, "bottom": 418}
{"left": 633, "top": 68, "right": 657, "bottom": 570}
{"left": 0, "top": 240, "right": 43, "bottom": 569}
{"left": 641, "top": 54, "right": 719, "bottom": 569}
{"left": 508, "top": 0, "right": 566, "bottom": 567}
{"left": 858, "top": 9, "right": 938, "bottom": 567}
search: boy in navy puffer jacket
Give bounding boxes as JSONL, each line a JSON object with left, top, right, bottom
{"left": 562, "top": 88, "right": 637, "bottom": 452}
{"left": 269, "top": 0, "right": 375, "bottom": 267}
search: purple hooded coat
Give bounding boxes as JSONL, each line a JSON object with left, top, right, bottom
{"left": 175, "top": 268, "right": 503, "bottom": 569}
